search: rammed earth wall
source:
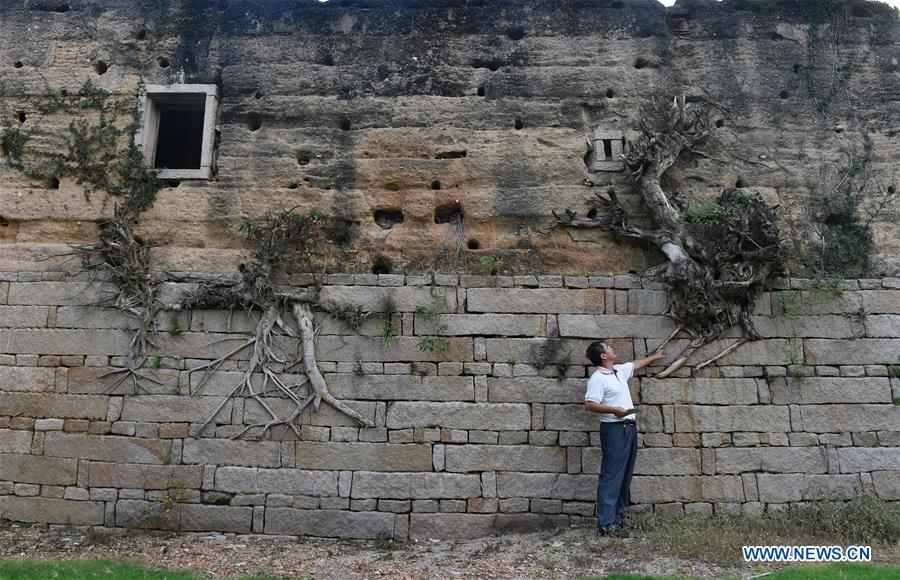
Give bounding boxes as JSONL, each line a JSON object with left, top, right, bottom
{"left": 1, "top": 271, "right": 898, "bottom": 539}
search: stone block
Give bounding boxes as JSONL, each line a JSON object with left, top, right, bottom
{"left": 0, "top": 454, "right": 77, "bottom": 485}
{"left": 0, "top": 393, "right": 108, "bottom": 419}
{"left": 445, "top": 445, "right": 566, "bottom": 473}
{"left": 0, "top": 306, "right": 49, "bottom": 327}
{"left": 87, "top": 462, "right": 201, "bottom": 490}
{"left": 627, "top": 290, "right": 668, "bottom": 315}
{"left": 120, "top": 395, "right": 233, "bottom": 423}
{"left": 180, "top": 504, "right": 252, "bottom": 533}
{"left": 214, "top": 467, "right": 338, "bottom": 496}
{"left": 640, "top": 378, "right": 758, "bottom": 405}
{"left": 487, "top": 377, "right": 584, "bottom": 404}
{"left": 43, "top": 432, "right": 170, "bottom": 464}
{"left": 351, "top": 472, "right": 481, "bottom": 499}
{"left": 634, "top": 448, "right": 701, "bottom": 475}
{"left": 494, "top": 513, "right": 569, "bottom": 534}
{"left": 674, "top": 405, "right": 791, "bottom": 433}
{"left": 417, "top": 314, "right": 543, "bottom": 337}
{"left": 805, "top": 339, "right": 900, "bottom": 365}
{"left": 326, "top": 374, "right": 474, "bottom": 401}
{"left": 294, "top": 441, "right": 432, "bottom": 472}
{"left": 757, "top": 474, "right": 862, "bottom": 502}
{"left": 55, "top": 306, "right": 135, "bottom": 329}
{"left": 67, "top": 367, "right": 180, "bottom": 395}
{"left": 631, "top": 475, "right": 745, "bottom": 503}
{"left": 750, "top": 315, "right": 853, "bottom": 338}
{"left": 115, "top": 499, "right": 179, "bottom": 530}
{"left": 0, "top": 429, "right": 32, "bottom": 454}
{"left": 543, "top": 404, "right": 605, "bottom": 432}
{"left": 782, "top": 377, "right": 893, "bottom": 404}
{"left": 386, "top": 402, "right": 530, "bottom": 430}
{"left": 872, "top": 471, "right": 900, "bottom": 500}
{"left": 4, "top": 329, "right": 132, "bottom": 356}
{"left": 715, "top": 447, "right": 827, "bottom": 474}
{"left": 6, "top": 282, "right": 113, "bottom": 306}
{"left": 865, "top": 315, "right": 900, "bottom": 338}
{"left": 0, "top": 366, "right": 56, "bottom": 393}
{"left": 496, "top": 472, "right": 596, "bottom": 500}
{"left": 409, "top": 513, "right": 495, "bottom": 539}
{"left": 466, "top": 288, "right": 604, "bottom": 314}
{"left": 837, "top": 448, "right": 900, "bottom": 473}
{"left": 314, "top": 335, "right": 473, "bottom": 363}
{"left": 182, "top": 439, "right": 280, "bottom": 468}
{"left": 0, "top": 496, "right": 104, "bottom": 525}
{"left": 558, "top": 315, "right": 676, "bottom": 338}
{"left": 265, "top": 508, "right": 394, "bottom": 539}
{"left": 319, "top": 285, "right": 456, "bottom": 314}
{"left": 801, "top": 405, "right": 900, "bottom": 433}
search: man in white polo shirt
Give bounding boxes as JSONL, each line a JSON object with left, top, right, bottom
{"left": 584, "top": 340, "right": 665, "bottom": 537}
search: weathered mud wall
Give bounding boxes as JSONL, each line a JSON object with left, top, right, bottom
{"left": 1, "top": 0, "right": 898, "bottom": 275}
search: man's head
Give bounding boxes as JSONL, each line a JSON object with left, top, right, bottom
{"left": 586, "top": 340, "right": 616, "bottom": 366}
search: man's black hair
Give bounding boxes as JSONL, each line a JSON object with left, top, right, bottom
{"left": 586, "top": 341, "right": 606, "bottom": 366}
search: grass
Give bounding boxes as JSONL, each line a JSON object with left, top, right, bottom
{"left": 626, "top": 493, "right": 900, "bottom": 567}
{"left": 0, "top": 558, "right": 200, "bottom": 579}
{"left": 588, "top": 563, "right": 899, "bottom": 579}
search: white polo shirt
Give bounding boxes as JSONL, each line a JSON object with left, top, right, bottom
{"left": 584, "top": 362, "right": 636, "bottom": 423}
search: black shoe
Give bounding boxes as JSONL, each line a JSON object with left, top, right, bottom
{"left": 597, "top": 524, "right": 630, "bottom": 538}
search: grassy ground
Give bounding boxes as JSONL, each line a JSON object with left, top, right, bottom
{"left": 0, "top": 558, "right": 200, "bottom": 579}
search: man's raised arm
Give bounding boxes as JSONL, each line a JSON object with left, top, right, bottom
{"left": 632, "top": 350, "right": 666, "bottom": 370}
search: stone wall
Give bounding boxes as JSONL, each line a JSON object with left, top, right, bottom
{"left": 1, "top": 270, "right": 898, "bottom": 539}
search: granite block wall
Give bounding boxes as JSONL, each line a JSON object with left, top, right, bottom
{"left": 1, "top": 271, "right": 898, "bottom": 539}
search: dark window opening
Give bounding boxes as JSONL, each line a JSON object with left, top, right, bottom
{"left": 477, "top": 86, "right": 486, "bottom": 97}
{"left": 602, "top": 139, "right": 613, "bottom": 158}
{"left": 154, "top": 108, "right": 204, "bottom": 169}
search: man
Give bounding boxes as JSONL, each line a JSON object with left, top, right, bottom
{"left": 584, "top": 341, "right": 665, "bottom": 537}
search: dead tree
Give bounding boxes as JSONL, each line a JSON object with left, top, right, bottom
{"left": 547, "top": 96, "right": 781, "bottom": 377}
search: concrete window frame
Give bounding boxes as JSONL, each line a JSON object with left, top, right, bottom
{"left": 135, "top": 84, "right": 219, "bottom": 179}
{"left": 586, "top": 128, "right": 625, "bottom": 172}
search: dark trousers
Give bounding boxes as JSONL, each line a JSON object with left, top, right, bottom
{"left": 596, "top": 421, "right": 638, "bottom": 528}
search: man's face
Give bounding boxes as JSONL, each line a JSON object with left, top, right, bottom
{"left": 601, "top": 343, "right": 617, "bottom": 363}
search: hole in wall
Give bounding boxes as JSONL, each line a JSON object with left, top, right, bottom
{"left": 374, "top": 209, "right": 404, "bottom": 229}
{"left": 93, "top": 60, "right": 108, "bottom": 75}
{"left": 477, "top": 86, "right": 485, "bottom": 97}
{"left": 430, "top": 180, "right": 442, "bottom": 190}
{"left": 152, "top": 98, "right": 205, "bottom": 170}
{"left": 634, "top": 57, "right": 652, "bottom": 69}
{"left": 17, "top": 111, "right": 26, "bottom": 123}
{"left": 371, "top": 255, "right": 392, "bottom": 274}
{"left": 320, "top": 52, "right": 334, "bottom": 66}
{"left": 287, "top": 181, "right": 298, "bottom": 189}
{"left": 715, "top": 119, "right": 724, "bottom": 128}
{"left": 471, "top": 59, "right": 502, "bottom": 71}
{"left": 166, "top": 179, "right": 181, "bottom": 188}
{"left": 384, "top": 182, "right": 401, "bottom": 192}
{"left": 254, "top": 91, "right": 263, "bottom": 99}
{"left": 507, "top": 27, "right": 525, "bottom": 41}
{"left": 467, "top": 239, "right": 480, "bottom": 250}
{"left": 60, "top": 89, "right": 68, "bottom": 97}
{"left": 434, "top": 201, "right": 463, "bottom": 224}
{"left": 735, "top": 178, "right": 746, "bottom": 188}
{"left": 779, "top": 90, "right": 789, "bottom": 99}
{"left": 606, "top": 88, "right": 615, "bottom": 98}
{"left": 14, "top": 61, "right": 23, "bottom": 68}
{"left": 47, "top": 176, "right": 60, "bottom": 189}
{"left": 247, "top": 113, "right": 262, "bottom": 132}
{"left": 823, "top": 212, "right": 850, "bottom": 226}
{"left": 339, "top": 117, "right": 351, "bottom": 131}
{"left": 435, "top": 150, "right": 467, "bottom": 159}
{"left": 135, "top": 28, "right": 147, "bottom": 40}
{"left": 793, "top": 63, "right": 801, "bottom": 73}
{"left": 514, "top": 118, "right": 523, "bottom": 130}
{"left": 887, "top": 185, "right": 896, "bottom": 195}
{"left": 296, "top": 151, "right": 310, "bottom": 165}
{"left": 156, "top": 56, "right": 170, "bottom": 68}
{"left": 31, "top": 2, "right": 70, "bottom": 12}
{"left": 586, "top": 208, "right": 598, "bottom": 219}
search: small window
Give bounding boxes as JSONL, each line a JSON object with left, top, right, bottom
{"left": 586, "top": 128, "right": 624, "bottom": 172}
{"left": 135, "top": 84, "right": 218, "bottom": 179}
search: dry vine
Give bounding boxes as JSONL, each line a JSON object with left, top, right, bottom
{"left": 546, "top": 96, "right": 782, "bottom": 377}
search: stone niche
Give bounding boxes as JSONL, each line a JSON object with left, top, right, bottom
{"left": 586, "top": 128, "right": 625, "bottom": 172}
